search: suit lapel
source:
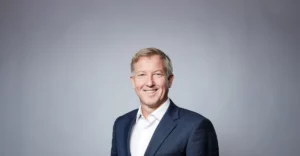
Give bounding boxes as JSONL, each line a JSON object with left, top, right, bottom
{"left": 144, "top": 101, "right": 179, "bottom": 156}
{"left": 125, "top": 110, "right": 137, "bottom": 156}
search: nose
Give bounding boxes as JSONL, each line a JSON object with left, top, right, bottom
{"left": 146, "top": 75, "right": 155, "bottom": 87}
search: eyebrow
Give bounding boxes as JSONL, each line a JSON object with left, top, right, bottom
{"left": 135, "top": 71, "right": 146, "bottom": 73}
{"left": 135, "top": 70, "right": 164, "bottom": 73}
{"left": 152, "top": 70, "right": 164, "bottom": 73}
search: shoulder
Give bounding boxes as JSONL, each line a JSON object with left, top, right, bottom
{"left": 170, "top": 99, "right": 209, "bottom": 123}
{"left": 178, "top": 107, "right": 207, "bottom": 121}
{"left": 177, "top": 106, "right": 214, "bottom": 128}
{"left": 113, "top": 109, "right": 138, "bottom": 125}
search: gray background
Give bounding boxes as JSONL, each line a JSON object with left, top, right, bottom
{"left": 0, "top": 0, "right": 299, "bottom": 156}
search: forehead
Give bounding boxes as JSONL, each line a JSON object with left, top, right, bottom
{"left": 133, "top": 55, "right": 164, "bottom": 71}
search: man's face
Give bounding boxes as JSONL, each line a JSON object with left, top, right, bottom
{"left": 130, "top": 55, "right": 174, "bottom": 108}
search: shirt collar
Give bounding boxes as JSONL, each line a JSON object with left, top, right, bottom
{"left": 136, "top": 98, "right": 170, "bottom": 122}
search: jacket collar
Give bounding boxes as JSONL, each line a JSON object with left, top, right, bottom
{"left": 126, "top": 99, "right": 180, "bottom": 156}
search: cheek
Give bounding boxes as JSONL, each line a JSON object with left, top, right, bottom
{"left": 134, "top": 81, "right": 144, "bottom": 90}
{"left": 156, "top": 80, "right": 168, "bottom": 88}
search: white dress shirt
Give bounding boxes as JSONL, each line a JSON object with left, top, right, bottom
{"left": 130, "top": 99, "right": 170, "bottom": 156}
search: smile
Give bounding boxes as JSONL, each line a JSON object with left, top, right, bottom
{"left": 144, "top": 89, "right": 158, "bottom": 95}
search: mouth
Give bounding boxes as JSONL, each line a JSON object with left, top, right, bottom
{"left": 143, "top": 89, "right": 158, "bottom": 95}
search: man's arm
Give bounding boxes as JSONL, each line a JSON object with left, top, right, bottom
{"left": 111, "top": 118, "right": 118, "bottom": 156}
{"left": 186, "top": 119, "right": 219, "bottom": 156}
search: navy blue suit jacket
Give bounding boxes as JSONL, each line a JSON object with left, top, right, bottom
{"left": 111, "top": 100, "right": 219, "bottom": 156}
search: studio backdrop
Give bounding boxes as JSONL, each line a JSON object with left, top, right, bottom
{"left": 0, "top": 0, "right": 299, "bottom": 156}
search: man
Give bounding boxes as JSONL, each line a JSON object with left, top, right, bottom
{"left": 111, "top": 48, "right": 219, "bottom": 156}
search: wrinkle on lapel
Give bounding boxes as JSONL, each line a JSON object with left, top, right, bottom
{"left": 144, "top": 101, "right": 180, "bottom": 156}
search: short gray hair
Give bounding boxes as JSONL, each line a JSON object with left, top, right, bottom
{"left": 131, "top": 47, "right": 173, "bottom": 77}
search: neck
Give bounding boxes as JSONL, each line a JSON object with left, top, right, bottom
{"left": 140, "top": 98, "right": 168, "bottom": 119}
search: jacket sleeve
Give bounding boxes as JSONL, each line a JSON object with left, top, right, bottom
{"left": 186, "top": 119, "right": 219, "bottom": 156}
{"left": 111, "top": 118, "right": 118, "bottom": 156}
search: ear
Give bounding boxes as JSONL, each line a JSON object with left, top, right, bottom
{"left": 130, "top": 76, "right": 135, "bottom": 89}
{"left": 167, "top": 74, "right": 174, "bottom": 88}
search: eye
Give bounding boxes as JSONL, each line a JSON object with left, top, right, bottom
{"left": 136, "top": 73, "right": 146, "bottom": 78}
{"left": 154, "top": 73, "right": 163, "bottom": 77}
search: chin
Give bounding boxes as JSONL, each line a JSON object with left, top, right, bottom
{"left": 142, "top": 99, "right": 160, "bottom": 108}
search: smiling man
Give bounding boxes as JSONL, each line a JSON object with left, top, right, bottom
{"left": 111, "top": 48, "right": 219, "bottom": 156}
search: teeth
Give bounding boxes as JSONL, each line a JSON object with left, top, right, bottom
{"left": 145, "top": 90, "right": 155, "bottom": 92}
{"left": 144, "top": 90, "right": 157, "bottom": 93}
